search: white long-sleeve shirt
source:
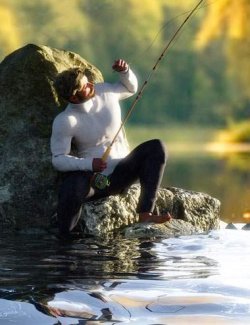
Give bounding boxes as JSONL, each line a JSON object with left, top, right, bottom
{"left": 50, "top": 68, "right": 138, "bottom": 175}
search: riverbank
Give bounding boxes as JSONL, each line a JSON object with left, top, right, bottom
{"left": 126, "top": 124, "right": 217, "bottom": 148}
{"left": 126, "top": 124, "right": 250, "bottom": 155}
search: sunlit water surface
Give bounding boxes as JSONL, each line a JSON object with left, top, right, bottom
{"left": 163, "top": 147, "right": 250, "bottom": 223}
{"left": 0, "top": 228, "right": 250, "bottom": 324}
{"left": 1, "top": 149, "right": 249, "bottom": 324}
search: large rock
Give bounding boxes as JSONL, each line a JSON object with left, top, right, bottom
{"left": 81, "top": 185, "right": 221, "bottom": 239}
{"left": 0, "top": 44, "right": 103, "bottom": 231}
{"left": 0, "top": 44, "right": 221, "bottom": 238}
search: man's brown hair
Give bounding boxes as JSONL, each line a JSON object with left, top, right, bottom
{"left": 54, "top": 68, "right": 85, "bottom": 100}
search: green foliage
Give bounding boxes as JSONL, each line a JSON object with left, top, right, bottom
{"left": 1, "top": 0, "right": 250, "bottom": 135}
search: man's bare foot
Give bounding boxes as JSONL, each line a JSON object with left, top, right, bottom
{"left": 139, "top": 212, "right": 172, "bottom": 223}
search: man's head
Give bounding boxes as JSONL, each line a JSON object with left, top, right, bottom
{"left": 54, "top": 67, "right": 95, "bottom": 103}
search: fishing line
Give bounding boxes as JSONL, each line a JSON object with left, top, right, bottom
{"left": 101, "top": 0, "right": 205, "bottom": 162}
{"left": 128, "top": 0, "right": 214, "bottom": 65}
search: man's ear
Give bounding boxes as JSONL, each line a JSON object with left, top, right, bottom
{"left": 69, "top": 95, "right": 78, "bottom": 103}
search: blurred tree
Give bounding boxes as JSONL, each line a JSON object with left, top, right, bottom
{"left": 7, "top": 0, "right": 94, "bottom": 60}
{"left": 196, "top": 0, "right": 250, "bottom": 118}
{"left": 0, "top": 3, "right": 21, "bottom": 58}
{"left": 2, "top": 0, "right": 248, "bottom": 127}
{"left": 196, "top": 0, "right": 249, "bottom": 45}
{"left": 80, "top": 0, "right": 166, "bottom": 74}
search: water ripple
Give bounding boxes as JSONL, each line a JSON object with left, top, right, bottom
{"left": 0, "top": 229, "right": 250, "bottom": 324}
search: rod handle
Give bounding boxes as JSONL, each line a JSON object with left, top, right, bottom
{"left": 101, "top": 145, "right": 112, "bottom": 162}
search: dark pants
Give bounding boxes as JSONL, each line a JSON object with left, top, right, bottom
{"left": 57, "top": 139, "right": 167, "bottom": 236}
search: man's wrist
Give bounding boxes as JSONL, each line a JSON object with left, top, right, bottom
{"left": 120, "top": 66, "right": 129, "bottom": 74}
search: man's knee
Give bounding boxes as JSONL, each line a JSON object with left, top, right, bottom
{"left": 149, "top": 139, "right": 168, "bottom": 164}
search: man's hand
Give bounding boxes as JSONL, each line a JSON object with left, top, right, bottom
{"left": 92, "top": 158, "right": 107, "bottom": 172}
{"left": 112, "top": 59, "right": 129, "bottom": 72}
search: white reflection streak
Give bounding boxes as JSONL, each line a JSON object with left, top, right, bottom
{"left": 155, "top": 230, "right": 250, "bottom": 288}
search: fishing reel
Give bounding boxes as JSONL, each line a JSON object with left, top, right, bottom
{"left": 91, "top": 173, "right": 110, "bottom": 190}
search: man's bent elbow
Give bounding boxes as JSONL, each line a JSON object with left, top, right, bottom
{"left": 52, "top": 155, "right": 67, "bottom": 172}
{"left": 131, "top": 81, "right": 138, "bottom": 94}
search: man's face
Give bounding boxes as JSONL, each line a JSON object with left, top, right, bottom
{"left": 70, "top": 75, "right": 95, "bottom": 103}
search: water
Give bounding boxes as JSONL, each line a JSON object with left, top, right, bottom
{"left": 164, "top": 146, "right": 250, "bottom": 223}
{"left": 0, "top": 150, "right": 250, "bottom": 324}
{"left": 0, "top": 229, "right": 250, "bottom": 324}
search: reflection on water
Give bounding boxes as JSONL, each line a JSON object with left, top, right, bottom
{"left": 1, "top": 146, "right": 250, "bottom": 324}
{"left": 163, "top": 145, "right": 250, "bottom": 223}
{"left": 0, "top": 230, "right": 250, "bottom": 324}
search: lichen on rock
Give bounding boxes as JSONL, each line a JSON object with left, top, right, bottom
{"left": 81, "top": 185, "right": 220, "bottom": 239}
{"left": 0, "top": 44, "right": 102, "bottom": 230}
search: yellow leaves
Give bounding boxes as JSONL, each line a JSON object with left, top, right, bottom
{"left": 196, "top": 0, "right": 227, "bottom": 48}
{"left": 0, "top": 4, "right": 21, "bottom": 57}
{"left": 243, "top": 211, "right": 250, "bottom": 220}
{"left": 224, "top": 0, "right": 249, "bottom": 39}
{"left": 196, "top": 0, "right": 250, "bottom": 49}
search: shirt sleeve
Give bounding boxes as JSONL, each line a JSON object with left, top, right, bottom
{"left": 119, "top": 68, "right": 138, "bottom": 93}
{"left": 111, "top": 68, "right": 138, "bottom": 100}
{"left": 50, "top": 114, "right": 93, "bottom": 172}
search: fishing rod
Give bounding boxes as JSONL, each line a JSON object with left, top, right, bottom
{"left": 101, "top": 0, "right": 205, "bottom": 162}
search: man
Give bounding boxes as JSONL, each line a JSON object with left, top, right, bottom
{"left": 51, "top": 58, "right": 171, "bottom": 238}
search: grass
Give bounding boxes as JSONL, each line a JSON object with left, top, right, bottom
{"left": 126, "top": 123, "right": 217, "bottom": 148}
